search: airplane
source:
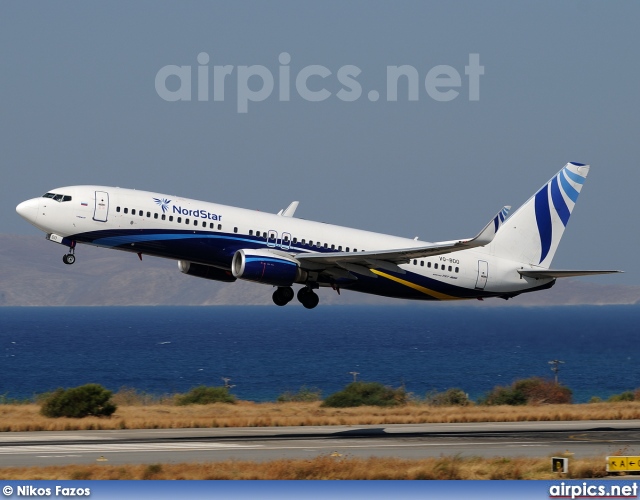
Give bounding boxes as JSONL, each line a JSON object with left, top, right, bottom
{"left": 15, "top": 162, "right": 620, "bottom": 309}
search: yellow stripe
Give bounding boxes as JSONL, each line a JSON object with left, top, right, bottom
{"left": 370, "top": 269, "right": 461, "bottom": 301}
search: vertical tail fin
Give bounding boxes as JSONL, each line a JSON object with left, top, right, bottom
{"left": 491, "top": 162, "right": 589, "bottom": 267}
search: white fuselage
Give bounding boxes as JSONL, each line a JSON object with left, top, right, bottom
{"left": 16, "top": 184, "right": 551, "bottom": 304}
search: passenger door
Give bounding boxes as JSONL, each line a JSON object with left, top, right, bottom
{"left": 475, "top": 260, "right": 488, "bottom": 289}
{"left": 93, "top": 191, "right": 109, "bottom": 222}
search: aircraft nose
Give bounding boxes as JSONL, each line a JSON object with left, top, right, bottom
{"left": 16, "top": 198, "right": 39, "bottom": 223}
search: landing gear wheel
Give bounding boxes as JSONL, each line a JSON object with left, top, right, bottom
{"left": 272, "top": 286, "right": 294, "bottom": 306}
{"left": 62, "top": 254, "right": 76, "bottom": 265}
{"left": 297, "top": 287, "right": 319, "bottom": 309}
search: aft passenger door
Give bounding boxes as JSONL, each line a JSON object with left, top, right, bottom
{"left": 93, "top": 191, "right": 109, "bottom": 222}
{"left": 475, "top": 260, "right": 488, "bottom": 290}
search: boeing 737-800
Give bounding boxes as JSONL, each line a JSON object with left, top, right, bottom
{"left": 16, "top": 162, "right": 619, "bottom": 308}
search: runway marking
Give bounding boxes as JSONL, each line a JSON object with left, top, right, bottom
{"left": 3, "top": 435, "right": 633, "bottom": 456}
{"left": 0, "top": 442, "right": 263, "bottom": 455}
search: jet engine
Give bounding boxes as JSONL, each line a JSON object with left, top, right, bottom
{"left": 232, "top": 248, "right": 307, "bottom": 286}
{"left": 178, "top": 260, "right": 237, "bottom": 282}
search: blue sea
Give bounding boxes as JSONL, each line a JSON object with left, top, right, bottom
{"left": 1, "top": 306, "right": 638, "bottom": 403}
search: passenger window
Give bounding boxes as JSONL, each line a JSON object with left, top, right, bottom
{"left": 185, "top": 218, "right": 189, "bottom": 224}
{"left": 234, "top": 227, "right": 238, "bottom": 233}
{"left": 353, "top": 248, "right": 357, "bottom": 252}
{"left": 169, "top": 216, "right": 174, "bottom": 222}
{"left": 427, "top": 262, "right": 431, "bottom": 268}
{"left": 331, "top": 244, "right": 335, "bottom": 250}
{"left": 346, "top": 247, "right": 350, "bottom": 252}
{"left": 420, "top": 261, "right": 424, "bottom": 266}
{"left": 116, "top": 207, "right": 121, "bottom": 213}
{"left": 177, "top": 217, "right": 182, "bottom": 223}
{"left": 154, "top": 213, "right": 158, "bottom": 219}
{"left": 455, "top": 267, "right": 459, "bottom": 273}
{"left": 162, "top": 214, "right": 166, "bottom": 220}
{"left": 131, "top": 209, "right": 136, "bottom": 215}
{"left": 323, "top": 243, "right": 327, "bottom": 248}
{"left": 218, "top": 224, "right": 222, "bottom": 230}
{"left": 435, "top": 263, "right": 438, "bottom": 269}
{"left": 293, "top": 237, "right": 297, "bottom": 244}
{"left": 146, "top": 212, "right": 151, "bottom": 217}
{"left": 209, "top": 222, "right": 213, "bottom": 229}
{"left": 448, "top": 266, "right": 452, "bottom": 272}
{"left": 249, "top": 230, "right": 253, "bottom": 236}
{"left": 413, "top": 260, "right": 417, "bottom": 265}
{"left": 309, "top": 241, "right": 313, "bottom": 246}
{"left": 139, "top": 210, "right": 143, "bottom": 216}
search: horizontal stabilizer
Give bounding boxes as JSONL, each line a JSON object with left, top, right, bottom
{"left": 518, "top": 269, "right": 623, "bottom": 279}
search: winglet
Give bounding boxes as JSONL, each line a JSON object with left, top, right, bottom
{"left": 277, "top": 201, "right": 299, "bottom": 217}
{"left": 458, "top": 206, "right": 511, "bottom": 247}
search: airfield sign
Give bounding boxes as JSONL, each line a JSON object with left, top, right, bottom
{"left": 607, "top": 456, "right": 640, "bottom": 472}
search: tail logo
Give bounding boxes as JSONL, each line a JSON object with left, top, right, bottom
{"left": 493, "top": 206, "right": 511, "bottom": 233}
{"left": 534, "top": 164, "right": 586, "bottom": 263}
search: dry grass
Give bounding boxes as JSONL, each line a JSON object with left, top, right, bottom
{"left": 1, "top": 401, "right": 640, "bottom": 432}
{"left": 0, "top": 455, "right": 613, "bottom": 480}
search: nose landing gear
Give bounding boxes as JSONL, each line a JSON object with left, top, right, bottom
{"left": 62, "top": 241, "right": 76, "bottom": 265}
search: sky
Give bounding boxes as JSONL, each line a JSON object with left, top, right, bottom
{"left": 2, "top": 1, "right": 638, "bottom": 285}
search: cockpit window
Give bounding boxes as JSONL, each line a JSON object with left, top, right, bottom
{"left": 41, "top": 193, "right": 72, "bottom": 202}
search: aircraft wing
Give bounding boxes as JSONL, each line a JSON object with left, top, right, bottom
{"left": 295, "top": 206, "right": 510, "bottom": 276}
{"left": 517, "top": 269, "right": 623, "bottom": 279}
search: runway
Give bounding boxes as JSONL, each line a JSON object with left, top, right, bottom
{"left": 1, "top": 420, "right": 639, "bottom": 467}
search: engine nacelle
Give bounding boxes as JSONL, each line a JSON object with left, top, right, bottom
{"left": 232, "top": 249, "right": 306, "bottom": 286}
{"left": 178, "top": 260, "right": 237, "bottom": 282}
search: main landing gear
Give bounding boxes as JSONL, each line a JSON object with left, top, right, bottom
{"left": 271, "top": 286, "right": 320, "bottom": 309}
{"left": 297, "top": 286, "right": 319, "bottom": 310}
{"left": 272, "top": 286, "right": 295, "bottom": 306}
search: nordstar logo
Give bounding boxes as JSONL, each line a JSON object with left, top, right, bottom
{"left": 153, "top": 198, "right": 172, "bottom": 213}
{"left": 172, "top": 204, "right": 222, "bottom": 221}
{"left": 152, "top": 198, "right": 223, "bottom": 220}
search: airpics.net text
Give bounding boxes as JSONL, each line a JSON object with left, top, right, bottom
{"left": 155, "top": 52, "right": 484, "bottom": 113}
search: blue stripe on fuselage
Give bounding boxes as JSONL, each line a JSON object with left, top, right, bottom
{"left": 70, "top": 229, "right": 500, "bottom": 301}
